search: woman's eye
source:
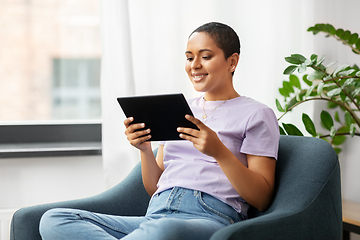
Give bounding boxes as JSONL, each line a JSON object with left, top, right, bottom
{"left": 202, "top": 56, "right": 211, "bottom": 59}
{"left": 186, "top": 57, "right": 193, "bottom": 61}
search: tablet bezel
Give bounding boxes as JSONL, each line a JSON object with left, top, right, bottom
{"left": 117, "top": 93, "right": 199, "bottom": 141}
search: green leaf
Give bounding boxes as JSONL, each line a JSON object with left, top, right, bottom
{"left": 335, "top": 28, "right": 344, "bottom": 38}
{"left": 289, "top": 75, "right": 301, "bottom": 89}
{"left": 284, "top": 65, "right": 298, "bottom": 75}
{"left": 292, "top": 54, "right": 307, "bottom": 63}
{"left": 315, "top": 24, "right": 327, "bottom": 32}
{"left": 327, "top": 88, "right": 341, "bottom": 97}
{"left": 333, "top": 64, "right": 350, "bottom": 76}
{"left": 305, "top": 85, "right": 315, "bottom": 98}
{"left": 282, "top": 123, "right": 304, "bottom": 136}
{"left": 333, "top": 147, "right": 342, "bottom": 155}
{"left": 276, "top": 99, "right": 284, "bottom": 112}
{"left": 307, "top": 26, "right": 319, "bottom": 34}
{"left": 338, "top": 69, "right": 355, "bottom": 77}
{"left": 303, "top": 74, "right": 312, "bottom": 86}
{"left": 279, "top": 87, "right": 290, "bottom": 98}
{"left": 302, "top": 113, "right": 317, "bottom": 136}
{"left": 352, "top": 87, "right": 360, "bottom": 97}
{"left": 307, "top": 71, "right": 325, "bottom": 81}
{"left": 283, "top": 81, "right": 294, "bottom": 93}
{"left": 279, "top": 126, "right": 286, "bottom": 135}
{"left": 332, "top": 135, "right": 347, "bottom": 145}
{"left": 315, "top": 55, "right": 326, "bottom": 67}
{"left": 310, "top": 54, "right": 318, "bottom": 63}
{"left": 348, "top": 33, "right": 359, "bottom": 45}
{"left": 285, "top": 54, "right": 307, "bottom": 65}
{"left": 327, "top": 101, "right": 338, "bottom": 109}
{"left": 295, "top": 89, "right": 301, "bottom": 102}
{"left": 334, "top": 111, "right": 340, "bottom": 123}
{"left": 356, "top": 38, "right": 360, "bottom": 50}
{"left": 298, "top": 63, "right": 307, "bottom": 73}
{"left": 326, "top": 24, "right": 336, "bottom": 35}
{"left": 321, "top": 110, "right": 334, "bottom": 130}
{"left": 317, "top": 82, "right": 324, "bottom": 95}
{"left": 350, "top": 124, "right": 356, "bottom": 137}
{"left": 337, "top": 126, "right": 350, "bottom": 134}
{"left": 344, "top": 111, "right": 353, "bottom": 128}
{"left": 340, "top": 91, "right": 347, "bottom": 101}
{"left": 330, "top": 126, "right": 337, "bottom": 139}
{"left": 342, "top": 30, "right": 351, "bottom": 41}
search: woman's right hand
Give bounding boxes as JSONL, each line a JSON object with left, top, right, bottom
{"left": 124, "top": 117, "right": 152, "bottom": 152}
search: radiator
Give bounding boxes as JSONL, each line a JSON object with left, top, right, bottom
{"left": 0, "top": 209, "right": 17, "bottom": 240}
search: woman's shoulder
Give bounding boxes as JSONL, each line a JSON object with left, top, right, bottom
{"left": 187, "top": 95, "right": 203, "bottom": 106}
{"left": 230, "top": 96, "right": 271, "bottom": 111}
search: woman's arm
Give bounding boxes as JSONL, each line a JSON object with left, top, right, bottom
{"left": 124, "top": 117, "right": 164, "bottom": 196}
{"left": 213, "top": 149, "right": 276, "bottom": 211}
{"left": 139, "top": 145, "right": 164, "bottom": 196}
{"left": 178, "top": 115, "right": 276, "bottom": 211}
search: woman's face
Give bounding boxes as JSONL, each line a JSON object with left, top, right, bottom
{"left": 185, "top": 32, "right": 235, "bottom": 99}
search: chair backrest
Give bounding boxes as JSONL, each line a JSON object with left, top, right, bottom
{"left": 248, "top": 135, "right": 341, "bottom": 221}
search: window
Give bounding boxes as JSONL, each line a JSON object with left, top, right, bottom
{"left": 52, "top": 58, "right": 101, "bottom": 120}
{"left": 0, "top": 0, "right": 101, "bottom": 122}
{"left": 0, "top": 1, "right": 102, "bottom": 157}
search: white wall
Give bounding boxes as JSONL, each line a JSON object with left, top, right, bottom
{"left": 310, "top": 0, "right": 360, "bottom": 204}
{"left": 0, "top": 155, "right": 105, "bottom": 209}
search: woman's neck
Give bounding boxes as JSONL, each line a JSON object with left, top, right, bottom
{"left": 204, "top": 90, "right": 240, "bottom": 101}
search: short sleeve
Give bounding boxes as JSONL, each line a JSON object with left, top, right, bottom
{"left": 159, "top": 141, "right": 165, "bottom": 146}
{"left": 240, "top": 107, "right": 280, "bottom": 159}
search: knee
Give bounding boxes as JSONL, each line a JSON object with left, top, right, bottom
{"left": 39, "top": 208, "right": 74, "bottom": 239}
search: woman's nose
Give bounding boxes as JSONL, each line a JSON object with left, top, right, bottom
{"left": 191, "top": 57, "right": 201, "bottom": 69}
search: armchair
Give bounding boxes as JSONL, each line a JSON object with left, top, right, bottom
{"left": 10, "top": 135, "right": 342, "bottom": 240}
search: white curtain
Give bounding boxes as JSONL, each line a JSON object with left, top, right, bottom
{"left": 100, "top": 0, "right": 358, "bottom": 189}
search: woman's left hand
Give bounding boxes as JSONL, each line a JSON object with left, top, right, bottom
{"left": 177, "top": 114, "right": 226, "bottom": 158}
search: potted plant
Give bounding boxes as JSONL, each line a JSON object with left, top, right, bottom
{"left": 276, "top": 23, "right": 360, "bottom": 154}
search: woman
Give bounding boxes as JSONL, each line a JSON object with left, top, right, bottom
{"left": 40, "top": 22, "right": 279, "bottom": 240}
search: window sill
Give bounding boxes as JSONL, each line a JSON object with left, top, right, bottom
{"left": 0, "top": 142, "right": 102, "bottom": 158}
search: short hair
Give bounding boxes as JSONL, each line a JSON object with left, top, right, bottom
{"left": 190, "top": 22, "right": 241, "bottom": 59}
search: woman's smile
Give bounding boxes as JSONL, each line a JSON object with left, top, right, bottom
{"left": 192, "top": 73, "right": 208, "bottom": 82}
{"left": 185, "top": 32, "right": 236, "bottom": 100}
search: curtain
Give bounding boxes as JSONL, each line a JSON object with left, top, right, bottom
{"left": 100, "top": 0, "right": 325, "bottom": 189}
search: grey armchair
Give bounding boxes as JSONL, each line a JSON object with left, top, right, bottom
{"left": 10, "top": 135, "right": 342, "bottom": 240}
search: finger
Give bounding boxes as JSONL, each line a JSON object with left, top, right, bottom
{"left": 124, "top": 117, "right": 134, "bottom": 128}
{"left": 179, "top": 132, "right": 196, "bottom": 142}
{"left": 125, "top": 122, "right": 145, "bottom": 135}
{"left": 185, "top": 114, "right": 205, "bottom": 129}
{"left": 130, "top": 134, "right": 152, "bottom": 146}
{"left": 177, "top": 127, "right": 199, "bottom": 138}
{"left": 127, "top": 128, "right": 151, "bottom": 141}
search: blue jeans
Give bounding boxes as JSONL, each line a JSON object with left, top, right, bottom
{"left": 39, "top": 187, "right": 243, "bottom": 240}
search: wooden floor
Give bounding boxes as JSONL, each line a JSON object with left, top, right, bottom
{"left": 343, "top": 200, "right": 360, "bottom": 240}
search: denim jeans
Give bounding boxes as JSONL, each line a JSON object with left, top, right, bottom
{"left": 39, "top": 187, "right": 243, "bottom": 240}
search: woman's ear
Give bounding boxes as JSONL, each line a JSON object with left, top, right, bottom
{"left": 229, "top": 53, "right": 240, "bottom": 72}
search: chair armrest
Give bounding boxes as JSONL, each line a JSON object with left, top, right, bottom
{"left": 210, "top": 160, "right": 342, "bottom": 240}
{"left": 10, "top": 162, "right": 150, "bottom": 240}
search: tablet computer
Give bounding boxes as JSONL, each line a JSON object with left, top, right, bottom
{"left": 117, "top": 93, "right": 199, "bottom": 141}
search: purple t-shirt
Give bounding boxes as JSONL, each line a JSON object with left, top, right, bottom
{"left": 155, "top": 95, "right": 279, "bottom": 216}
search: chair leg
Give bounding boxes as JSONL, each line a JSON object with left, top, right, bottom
{"left": 342, "top": 230, "right": 350, "bottom": 240}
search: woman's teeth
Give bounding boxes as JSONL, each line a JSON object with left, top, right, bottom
{"left": 194, "top": 75, "right": 206, "bottom": 79}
